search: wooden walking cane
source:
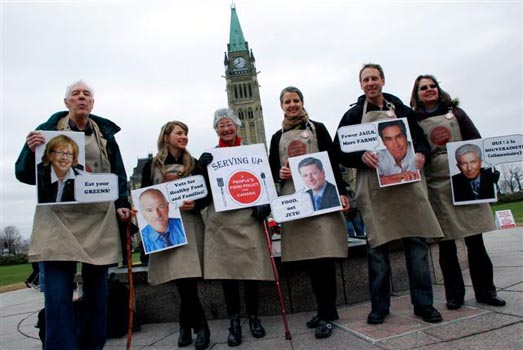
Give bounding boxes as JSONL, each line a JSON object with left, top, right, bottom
{"left": 262, "top": 219, "right": 292, "bottom": 340}
{"left": 125, "top": 223, "right": 134, "bottom": 350}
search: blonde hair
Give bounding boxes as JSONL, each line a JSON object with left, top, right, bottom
{"left": 42, "top": 134, "right": 79, "bottom": 166}
{"left": 151, "top": 121, "right": 194, "bottom": 179}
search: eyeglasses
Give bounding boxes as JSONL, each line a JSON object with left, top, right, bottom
{"left": 52, "top": 151, "right": 74, "bottom": 159}
{"left": 419, "top": 84, "right": 437, "bottom": 91}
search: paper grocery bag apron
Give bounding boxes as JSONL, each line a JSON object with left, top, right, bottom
{"left": 419, "top": 113, "right": 495, "bottom": 239}
{"left": 29, "top": 117, "right": 121, "bottom": 264}
{"left": 147, "top": 163, "right": 204, "bottom": 285}
{"left": 357, "top": 101, "right": 443, "bottom": 248}
{"left": 28, "top": 202, "right": 121, "bottom": 264}
{"left": 203, "top": 202, "right": 274, "bottom": 281}
{"left": 278, "top": 125, "right": 347, "bottom": 262}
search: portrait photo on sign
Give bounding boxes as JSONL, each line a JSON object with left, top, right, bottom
{"left": 288, "top": 151, "right": 342, "bottom": 215}
{"left": 34, "top": 131, "right": 85, "bottom": 205}
{"left": 375, "top": 118, "right": 420, "bottom": 187}
{"left": 131, "top": 185, "right": 188, "bottom": 255}
{"left": 447, "top": 140, "right": 497, "bottom": 205}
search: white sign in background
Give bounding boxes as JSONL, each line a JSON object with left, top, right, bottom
{"left": 495, "top": 209, "right": 517, "bottom": 230}
{"left": 206, "top": 144, "right": 278, "bottom": 212}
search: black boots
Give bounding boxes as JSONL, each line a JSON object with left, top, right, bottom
{"left": 179, "top": 326, "right": 211, "bottom": 349}
{"left": 177, "top": 327, "right": 192, "bottom": 347}
{"left": 248, "top": 315, "right": 266, "bottom": 338}
{"left": 227, "top": 314, "right": 242, "bottom": 346}
{"left": 194, "top": 326, "right": 211, "bottom": 350}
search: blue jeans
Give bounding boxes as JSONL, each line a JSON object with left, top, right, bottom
{"left": 43, "top": 261, "right": 108, "bottom": 350}
{"left": 367, "top": 237, "right": 433, "bottom": 313}
{"left": 38, "top": 262, "right": 45, "bottom": 292}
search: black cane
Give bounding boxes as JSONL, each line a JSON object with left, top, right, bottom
{"left": 262, "top": 219, "right": 292, "bottom": 340}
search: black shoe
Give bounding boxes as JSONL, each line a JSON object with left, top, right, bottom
{"left": 315, "top": 320, "right": 333, "bottom": 339}
{"left": 446, "top": 299, "right": 463, "bottom": 310}
{"left": 248, "top": 315, "right": 266, "bottom": 338}
{"left": 227, "top": 314, "right": 242, "bottom": 347}
{"left": 476, "top": 296, "right": 506, "bottom": 307}
{"left": 177, "top": 327, "right": 192, "bottom": 347}
{"left": 306, "top": 314, "right": 320, "bottom": 329}
{"left": 367, "top": 310, "right": 389, "bottom": 324}
{"left": 24, "top": 281, "right": 31, "bottom": 288}
{"left": 414, "top": 305, "right": 442, "bottom": 323}
{"left": 194, "top": 327, "right": 210, "bottom": 350}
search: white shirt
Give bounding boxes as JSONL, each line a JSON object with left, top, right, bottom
{"left": 50, "top": 166, "right": 76, "bottom": 202}
{"left": 377, "top": 143, "right": 416, "bottom": 176}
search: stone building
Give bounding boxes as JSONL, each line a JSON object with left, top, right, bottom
{"left": 223, "top": 5, "right": 267, "bottom": 147}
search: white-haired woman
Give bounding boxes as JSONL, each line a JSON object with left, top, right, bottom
{"left": 198, "top": 108, "right": 273, "bottom": 347}
{"left": 141, "top": 121, "right": 210, "bottom": 350}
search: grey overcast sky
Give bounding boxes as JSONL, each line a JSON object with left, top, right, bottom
{"left": 1, "top": 0, "right": 522, "bottom": 238}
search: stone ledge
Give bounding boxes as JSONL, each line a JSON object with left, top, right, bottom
{"left": 110, "top": 240, "right": 466, "bottom": 323}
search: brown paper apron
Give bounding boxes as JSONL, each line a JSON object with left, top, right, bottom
{"left": 419, "top": 113, "right": 495, "bottom": 239}
{"left": 203, "top": 203, "right": 274, "bottom": 280}
{"left": 278, "top": 126, "right": 347, "bottom": 262}
{"left": 356, "top": 101, "right": 444, "bottom": 248}
{"left": 29, "top": 117, "right": 121, "bottom": 264}
{"left": 147, "top": 163, "right": 205, "bottom": 285}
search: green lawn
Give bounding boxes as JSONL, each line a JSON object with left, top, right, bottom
{"left": 0, "top": 252, "right": 142, "bottom": 292}
{"left": 0, "top": 263, "right": 33, "bottom": 287}
{"left": 491, "top": 201, "right": 523, "bottom": 224}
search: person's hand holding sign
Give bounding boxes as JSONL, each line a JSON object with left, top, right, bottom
{"left": 362, "top": 151, "right": 379, "bottom": 168}
{"left": 279, "top": 160, "right": 292, "bottom": 180}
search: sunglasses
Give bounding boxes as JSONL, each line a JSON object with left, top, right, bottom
{"left": 419, "top": 84, "right": 437, "bottom": 91}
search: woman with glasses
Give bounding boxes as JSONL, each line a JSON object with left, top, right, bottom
{"left": 410, "top": 75, "right": 506, "bottom": 310}
{"left": 140, "top": 121, "right": 210, "bottom": 350}
{"left": 37, "top": 134, "right": 83, "bottom": 203}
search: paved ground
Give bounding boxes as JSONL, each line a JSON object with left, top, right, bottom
{"left": 1, "top": 228, "right": 521, "bottom": 350}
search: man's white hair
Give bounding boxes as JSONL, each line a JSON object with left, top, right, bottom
{"left": 65, "top": 80, "right": 94, "bottom": 98}
{"left": 455, "top": 143, "right": 482, "bottom": 161}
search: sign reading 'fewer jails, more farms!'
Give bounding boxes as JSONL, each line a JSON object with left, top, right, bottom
{"left": 205, "top": 144, "right": 278, "bottom": 212}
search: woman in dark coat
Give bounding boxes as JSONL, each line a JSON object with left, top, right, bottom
{"left": 410, "top": 74, "right": 505, "bottom": 310}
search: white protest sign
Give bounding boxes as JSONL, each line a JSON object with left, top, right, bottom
{"left": 270, "top": 191, "right": 314, "bottom": 223}
{"left": 34, "top": 130, "right": 86, "bottom": 205}
{"left": 447, "top": 139, "right": 497, "bottom": 205}
{"left": 165, "top": 175, "right": 208, "bottom": 208}
{"left": 75, "top": 173, "right": 119, "bottom": 202}
{"left": 495, "top": 210, "right": 517, "bottom": 229}
{"left": 206, "top": 144, "right": 278, "bottom": 212}
{"left": 130, "top": 185, "right": 187, "bottom": 255}
{"left": 337, "top": 123, "right": 380, "bottom": 153}
{"left": 482, "top": 134, "right": 523, "bottom": 166}
{"left": 286, "top": 151, "right": 343, "bottom": 218}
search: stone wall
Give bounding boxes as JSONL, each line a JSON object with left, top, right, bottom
{"left": 113, "top": 240, "right": 467, "bottom": 323}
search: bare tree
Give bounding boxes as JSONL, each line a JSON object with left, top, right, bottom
{"left": 499, "top": 162, "right": 523, "bottom": 193}
{"left": 1, "top": 226, "right": 23, "bottom": 255}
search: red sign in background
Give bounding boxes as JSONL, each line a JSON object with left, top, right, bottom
{"left": 228, "top": 170, "right": 262, "bottom": 205}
